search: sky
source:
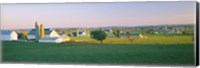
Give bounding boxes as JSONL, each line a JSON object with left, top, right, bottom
{"left": 1, "top": 2, "right": 196, "bottom": 30}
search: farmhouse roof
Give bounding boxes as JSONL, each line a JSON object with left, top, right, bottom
{"left": 28, "top": 28, "right": 55, "bottom": 35}
{"left": 1, "top": 31, "right": 16, "bottom": 35}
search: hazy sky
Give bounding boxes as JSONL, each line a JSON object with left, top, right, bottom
{"left": 1, "top": 2, "right": 196, "bottom": 29}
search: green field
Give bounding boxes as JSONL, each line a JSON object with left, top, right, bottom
{"left": 2, "top": 41, "right": 194, "bottom": 65}
{"left": 70, "top": 35, "right": 194, "bottom": 44}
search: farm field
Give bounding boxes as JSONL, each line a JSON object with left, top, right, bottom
{"left": 70, "top": 35, "right": 194, "bottom": 44}
{"left": 2, "top": 41, "right": 194, "bottom": 65}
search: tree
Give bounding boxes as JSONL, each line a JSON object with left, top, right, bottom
{"left": 116, "top": 29, "right": 121, "bottom": 37}
{"left": 90, "top": 30, "right": 107, "bottom": 44}
{"left": 126, "top": 31, "right": 131, "bottom": 34}
{"left": 113, "top": 29, "right": 121, "bottom": 37}
{"left": 18, "top": 32, "right": 28, "bottom": 41}
{"left": 182, "top": 31, "right": 187, "bottom": 35}
{"left": 68, "top": 33, "right": 71, "bottom": 37}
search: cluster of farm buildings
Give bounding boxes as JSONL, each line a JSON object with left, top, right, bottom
{"left": 1, "top": 22, "right": 144, "bottom": 43}
{"left": 1, "top": 22, "right": 70, "bottom": 43}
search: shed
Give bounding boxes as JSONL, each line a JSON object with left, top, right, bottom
{"left": 1, "top": 31, "right": 18, "bottom": 41}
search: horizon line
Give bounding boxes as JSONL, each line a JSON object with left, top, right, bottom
{"left": 1, "top": 23, "right": 194, "bottom": 30}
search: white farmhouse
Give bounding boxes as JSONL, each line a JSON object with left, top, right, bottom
{"left": 1, "top": 31, "right": 18, "bottom": 41}
{"left": 28, "top": 28, "right": 60, "bottom": 40}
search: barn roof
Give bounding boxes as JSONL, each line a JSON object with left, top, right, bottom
{"left": 28, "top": 29, "right": 55, "bottom": 35}
{"left": 1, "top": 31, "right": 15, "bottom": 35}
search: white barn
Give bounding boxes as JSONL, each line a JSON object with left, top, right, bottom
{"left": 38, "top": 37, "right": 63, "bottom": 43}
{"left": 39, "top": 34, "right": 70, "bottom": 43}
{"left": 28, "top": 28, "right": 60, "bottom": 40}
{"left": 1, "top": 31, "right": 18, "bottom": 41}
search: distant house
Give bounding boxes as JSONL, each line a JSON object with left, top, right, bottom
{"left": 78, "top": 31, "right": 87, "bottom": 36}
{"left": 119, "top": 33, "right": 143, "bottom": 38}
{"left": 1, "top": 31, "right": 18, "bottom": 41}
{"left": 107, "top": 34, "right": 115, "bottom": 38}
{"left": 72, "top": 31, "right": 87, "bottom": 37}
{"left": 28, "top": 28, "right": 60, "bottom": 40}
{"left": 105, "top": 29, "right": 113, "bottom": 33}
{"left": 105, "top": 29, "right": 115, "bottom": 38}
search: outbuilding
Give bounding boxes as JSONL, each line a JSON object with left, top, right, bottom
{"left": 38, "top": 37, "right": 63, "bottom": 43}
{"left": 1, "top": 31, "right": 18, "bottom": 41}
{"left": 38, "top": 34, "right": 70, "bottom": 43}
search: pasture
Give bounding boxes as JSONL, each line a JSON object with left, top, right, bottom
{"left": 70, "top": 35, "right": 194, "bottom": 44}
{"left": 2, "top": 41, "right": 194, "bottom": 65}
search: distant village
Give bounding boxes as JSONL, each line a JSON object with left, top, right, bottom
{"left": 1, "top": 21, "right": 194, "bottom": 43}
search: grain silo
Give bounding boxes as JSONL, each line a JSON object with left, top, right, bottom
{"left": 35, "top": 21, "right": 40, "bottom": 41}
{"left": 40, "top": 24, "right": 45, "bottom": 38}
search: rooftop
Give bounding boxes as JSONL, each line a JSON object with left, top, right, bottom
{"left": 28, "top": 28, "right": 55, "bottom": 35}
{"left": 1, "top": 31, "right": 16, "bottom": 35}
